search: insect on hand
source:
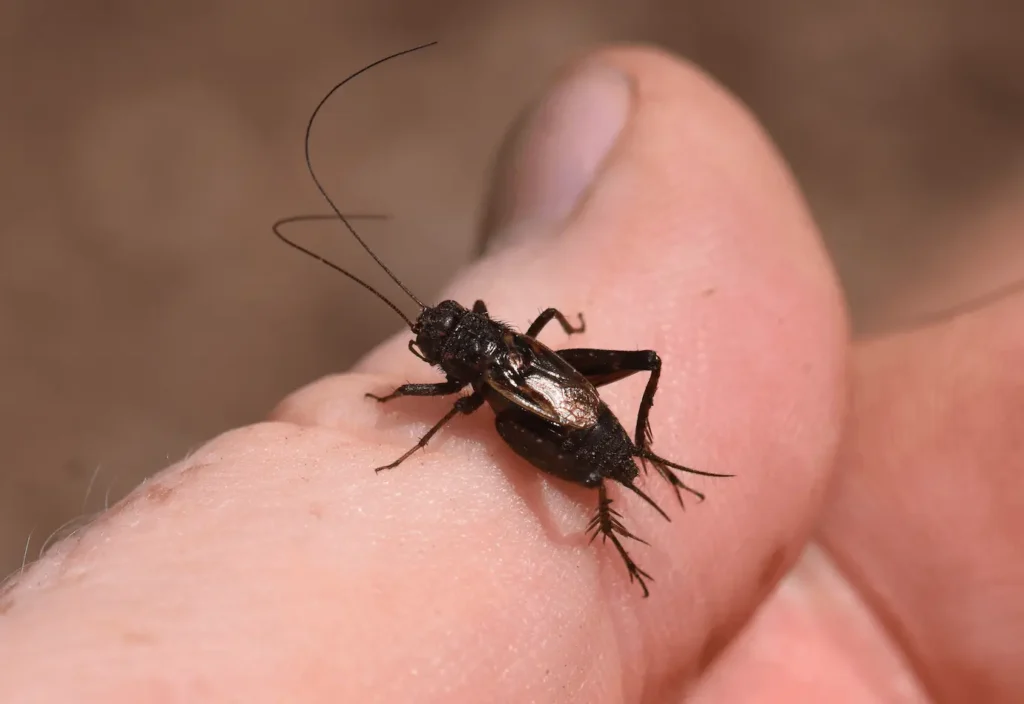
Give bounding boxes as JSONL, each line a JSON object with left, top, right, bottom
{"left": 273, "top": 42, "right": 732, "bottom": 597}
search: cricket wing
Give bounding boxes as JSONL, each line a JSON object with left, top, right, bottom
{"left": 485, "top": 337, "right": 602, "bottom": 430}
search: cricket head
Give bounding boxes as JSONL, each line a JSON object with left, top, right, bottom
{"left": 411, "top": 299, "right": 469, "bottom": 364}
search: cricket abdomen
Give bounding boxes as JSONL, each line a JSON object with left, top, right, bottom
{"left": 493, "top": 403, "right": 639, "bottom": 488}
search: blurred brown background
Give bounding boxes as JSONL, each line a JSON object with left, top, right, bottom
{"left": 2, "top": 0, "right": 1022, "bottom": 576}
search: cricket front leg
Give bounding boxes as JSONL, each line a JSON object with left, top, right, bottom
{"left": 373, "top": 392, "right": 485, "bottom": 472}
{"left": 525, "top": 307, "right": 586, "bottom": 339}
{"left": 587, "top": 483, "right": 653, "bottom": 598}
{"left": 366, "top": 379, "right": 465, "bottom": 403}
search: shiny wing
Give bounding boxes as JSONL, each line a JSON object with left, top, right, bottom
{"left": 484, "top": 334, "right": 602, "bottom": 429}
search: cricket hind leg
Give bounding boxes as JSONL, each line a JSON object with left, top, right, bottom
{"left": 587, "top": 483, "right": 653, "bottom": 597}
{"left": 558, "top": 348, "right": 733, "bottom": 507}
{"left": 373, "top": 392, "right": 484, "bottom": 472}
{"left": 555, "top": 348, "right": 661, "bottom": 456}
{"left": 637, "top": 449, "right": 734, "bottom": 508}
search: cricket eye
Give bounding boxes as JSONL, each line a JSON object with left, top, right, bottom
{"left": 437, "top": 311, "right": 458, "bottom": 336}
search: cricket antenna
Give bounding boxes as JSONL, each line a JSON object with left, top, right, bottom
{"left": 272, "top": 212, "right": 417, "bottom": 327}
{"left": 299, "top": 41, "right": 437, "bottom": 318}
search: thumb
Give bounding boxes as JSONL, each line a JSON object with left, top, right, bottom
{"left": 477, "top": 60, "right": 630, "bottom": 251}
{"left": 350, "top": 45, "right": 849, "bottom": 696}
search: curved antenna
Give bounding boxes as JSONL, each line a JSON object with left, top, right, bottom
{"left": 304, "top": 42, "right": 437, "bottom": 311}
{"left": 272, "top": 213, "right": 415, "bottom": 328}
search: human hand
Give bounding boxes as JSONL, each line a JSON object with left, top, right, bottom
{"left": 0, "top": 46, "right": 853, "bottom": 701}
{"left": 688, "top": 180, "right": 1024, "bottom": 703}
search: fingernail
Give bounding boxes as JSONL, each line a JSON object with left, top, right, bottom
{"left": 478, "top": 63, "right": 632, "bottom": 252}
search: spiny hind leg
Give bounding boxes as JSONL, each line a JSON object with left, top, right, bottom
{"left": 557, "top": 348, "right": 731, "bottom": 506}
{"left": 638, "top": 450, "right": 734, "bottom": 509}
{"left": 645, "top": 455, "right": 706, "bottom": 509}
{"left": 587, "top": 483, "right": 653, "bottom": 597}
{"left": 554, "top": 349, "right": 661, "bottom": 455}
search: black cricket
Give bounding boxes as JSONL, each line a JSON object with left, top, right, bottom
{"left": 273, "top": 43, "right": 730, "bottom": 597}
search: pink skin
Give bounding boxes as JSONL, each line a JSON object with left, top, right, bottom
{"left": 0, "top": 46, "right": 1016, "bottom": 703}
{"left": 693, "top": 293, "right": 1024, "bottom": 704}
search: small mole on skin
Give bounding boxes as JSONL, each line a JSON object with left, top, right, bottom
{"left": 0, "top": 598, "right": 14, "bottom": 615}
{"left": 701, "top": 287, "right": 717, "bottom": 297}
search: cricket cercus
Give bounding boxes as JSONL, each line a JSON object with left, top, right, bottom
{"left": 273, "top": 42, "right": 731, "bottom": 597}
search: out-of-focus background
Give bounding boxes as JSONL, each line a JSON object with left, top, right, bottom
{"left": 1, "top": 0, "right": 1022, "bottom": 575}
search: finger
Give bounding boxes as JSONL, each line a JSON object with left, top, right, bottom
{"left": 687, "top": 546, "right": 932, "bottom": 703}
{"left": 820, "top": 264, "right": 1024, "bottom": 700}
{"left": 685, "top": 199, "right": 1024, "bottom": 703}
{"left": 0, "top": 46, "right": 847, "bottom": 702}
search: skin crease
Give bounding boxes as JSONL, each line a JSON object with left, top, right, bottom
{"left": 0, "top": 45, "right": 1015, "bottom": 703}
